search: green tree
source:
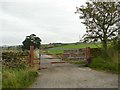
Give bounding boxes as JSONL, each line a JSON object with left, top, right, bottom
{"left": 22, "top": 34, "right": 41, "bottom": 50}
{"left": 75, "top": 2, "right": 120, "bottom": 51}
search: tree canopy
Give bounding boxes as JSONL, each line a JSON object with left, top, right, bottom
{"left": 22, "top": 34, "right": 41, "bottom": 50}
{"left": 75, "top": 2, "right": 120, "bottom": 50}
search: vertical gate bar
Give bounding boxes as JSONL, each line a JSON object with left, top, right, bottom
{"left": 86, "top": 47, "right": 91, "bottom": 65}
{"left": 30, "top": 46, "right": 34, "bottom": 67}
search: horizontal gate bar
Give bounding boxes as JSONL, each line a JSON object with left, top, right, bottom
{"left": 51, "top": 61, "right": 67, "bottom": 64}
{"left": 41, "top": 62, "right": 50, "bottom": 64}
{"left": 67, "top": 57, "right": 86, "bottom": 59}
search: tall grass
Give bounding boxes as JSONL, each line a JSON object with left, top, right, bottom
{"left": 2, "top": 67, "right": 38, "bottom": 88}
{"left": 89, "top": 49, "right": 119, "bottom": 74}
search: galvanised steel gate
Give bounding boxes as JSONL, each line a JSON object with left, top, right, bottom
{"left": 63, "top": 47, "right": 91, "bottom": 66}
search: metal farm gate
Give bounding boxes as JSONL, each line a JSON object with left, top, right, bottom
{"left": 63, "top": 47, "right": 91, "bottom": 66}
{"left": 30, "top": 46, "right": 91, "bottom": 69}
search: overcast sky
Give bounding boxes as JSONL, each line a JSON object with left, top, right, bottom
{"left": 0, "top": 0, "right": 88, "bottom": 46}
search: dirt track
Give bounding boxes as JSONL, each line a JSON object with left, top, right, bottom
{"left": 31, "top": 54, "right": 118, "bottom": 88}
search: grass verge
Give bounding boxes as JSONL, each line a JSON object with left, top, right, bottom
{"left": 2, "top": 67, "right": 38, "bottom": 88}
{"left": 89, "top": 50, "right": 120, "bottom": 74}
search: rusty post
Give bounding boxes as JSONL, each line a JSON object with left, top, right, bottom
{"left": 30, "top": 46, "right": 34, "bottom": 67}
{"left": 86, "top": 47, "right": 91, "bottom": 65}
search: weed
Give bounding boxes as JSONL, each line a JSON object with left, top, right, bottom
{"left": 2, "top": 68, "right": 38, "bottom": 88}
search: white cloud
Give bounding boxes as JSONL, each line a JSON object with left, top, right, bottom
{"left": 0, "top": 0, "right": 87, "bottom": 45}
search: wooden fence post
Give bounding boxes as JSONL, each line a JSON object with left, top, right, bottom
{"left": 30, "top": 46, "right": 34, "bottom": 67}
{"left": 86, "top": 47, "right": 91, "bottom": 65}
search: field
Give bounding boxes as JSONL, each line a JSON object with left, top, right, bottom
{"left": 47, "top": 43, "right": 102, "bottom": 54}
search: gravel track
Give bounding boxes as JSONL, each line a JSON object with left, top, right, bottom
{"left": 31, "top": 54, "right": 118, "bottom": 88}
